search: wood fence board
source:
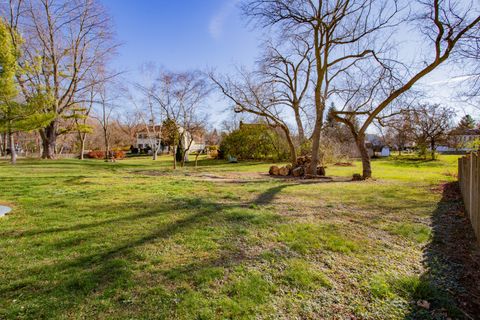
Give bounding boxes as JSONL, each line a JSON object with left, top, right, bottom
{"left": 459, "top": 153, "right": 480, "bottom": 243}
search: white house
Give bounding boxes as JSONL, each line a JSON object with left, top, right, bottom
{"left": 438, "top": 128, "right": 480, "bottom": 153}
{"left": 134, "top": 125, "right": 205, "bottom": 154}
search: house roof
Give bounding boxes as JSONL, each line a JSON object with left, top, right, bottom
{"left": 450, "top": 128, "right": 480, "bottom": 136}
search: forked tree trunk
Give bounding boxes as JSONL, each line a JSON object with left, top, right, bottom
{"left": 356, "top": 134, "right": 372, "bottom": 179}
{"left": 9, "top": 131, "right": 16, "bottom": 165}
{"left": 309, "top": 96, "right": 325, "bottom": 175}
{"left": 40, "top": 121, "right": 57, "bottom": 159}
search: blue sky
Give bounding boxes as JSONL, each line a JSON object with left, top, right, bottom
{"left": 101, "top": 0, "right": 262, "bottom": 127}
{"left": 102, "top": 0, "right": 260, "bottom": 75}
{"left": 101, "top": 0, "right": 477, "bottom": 129}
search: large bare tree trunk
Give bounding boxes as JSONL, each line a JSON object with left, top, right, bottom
{"left": 309, "top": 106, "right": 324, "bottom": 174}
{"left": 356, "top": 134, "right": 372, "bottom": 179}
{"left": 9, "top": 131, "right": 16, "bottom": 165}
{"left": 40, "top": 121, "right": 57, "bottom": 159}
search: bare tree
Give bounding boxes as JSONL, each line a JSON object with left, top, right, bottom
{"left": 242, "top": 0, "right": 403, "bottom": 175}
{"left": 140, "top": 69, "right": 210, "bottom": 168}
{"left": 330, "top": 0, "right": 479, "bottom": 178}
{"left": 382, "top": 111, "right": 414, "bottom": 155}
{"left": 210, "top": 69, "right": 300, "bottom": 166}
{"left": 129, "top": 87, "right": 163, "bottom": 160}
{"left": 2, "top": 0, "right": 118, "bottom": 159}
{"left": 92, "top": 83, "right": 119, "bottom": 162}
{"left": 410, "top": 104, "right": 454, "bottom": 160}
{"left": 456, "top": 17, "right": 480, "bottom": 103}
{"left": 258, "top": 35, "right": 313, "bottom": 145}
{"left": 73, "top": 86, "right": 96, "bottom": 160}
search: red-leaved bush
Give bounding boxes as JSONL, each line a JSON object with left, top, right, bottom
{"left": 87, "top": 150, "right": 125, "bottom": 160}
{"left": 87, "top": 151, "right": 104, "bottom": 159}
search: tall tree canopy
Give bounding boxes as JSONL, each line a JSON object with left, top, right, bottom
{"left": 1, "top": 0, "right": 117, "bottom": 159}
{"left": 0, "top": 18, "right": 52, "bottom": 164}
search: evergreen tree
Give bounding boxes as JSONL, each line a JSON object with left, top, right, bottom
{"left": 458, "top": 115, "right": 476, "bottom": 130}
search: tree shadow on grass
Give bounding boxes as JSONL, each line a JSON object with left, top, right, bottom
{"left": 405, "top": 182, "right": 480, "bottom": 319}
{"left": 0, "top": 184, "right": 289, "bottom": 318}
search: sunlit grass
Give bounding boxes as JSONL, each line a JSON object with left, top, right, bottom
{"left": 0, "top": 154, "right": 462, "bottom": 319}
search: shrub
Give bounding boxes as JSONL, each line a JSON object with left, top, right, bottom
{"left": 86, "top": 150, "right": 125, "bottom": 160}
{"left": 87, "top": 150, "right": 104, "bottom": 159}
{"left": 114, "top": 150, "right": 125, "bottom": 159}
{"left": 220, "top": 123, "right": 289, "bottom": 161}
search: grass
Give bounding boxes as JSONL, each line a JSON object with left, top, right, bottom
{"left": 0, "top": 154, "right": 464, "bottom": 319}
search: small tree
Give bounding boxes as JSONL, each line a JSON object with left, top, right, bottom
{"left": 141, "top": 69, "right": 210, "bottom": 169}
{"left": 410, "top": 104, "right": 454, "bottom": 160}
{"left": 383, "top": 111, "right": 414, "bottom": 155}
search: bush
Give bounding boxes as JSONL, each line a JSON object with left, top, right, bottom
{"left": 87, "top": 150, "right": 125, "bottom": 160}
{"left": 207, "top": 145, "right": 220, "bottom": 159}
{"left": 87, "top": 150, "right": 104, "bottom": 159}
{"left": 220, "top": 124, "right": 289, "bottom": 161}
{"left": 114, "top": 150, "right": 125, "bottom": 159}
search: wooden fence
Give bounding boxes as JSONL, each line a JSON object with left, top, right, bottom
{"left": 458, "top": 153, "right": 480, "bottom": 242}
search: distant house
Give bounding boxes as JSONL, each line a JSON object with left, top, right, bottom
{"left": 134, "top": 125, "right": 205, "bottom": 154}
{"left": 135, "top": 125, "right": 164, "bottom": 151}
{"left": 438, "top": 128, "right": 480, "bottom": 153}
{"left": 365, "top": 134, "right": 389, "bottom": 157}
{"left": 451, "top": 128, "right": 480, "bottom": 145}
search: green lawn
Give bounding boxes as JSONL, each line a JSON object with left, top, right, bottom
{"left": 0, "top": 155, "right": 466, "bottom": 319}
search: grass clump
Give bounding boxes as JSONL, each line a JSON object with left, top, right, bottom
{"left": 224, "top": 208, "right": 279, "bottom": 226}
{"left": 364, "top": 273, "right": 461, "bottom": 318}
{"left": 283, "top": 259, "right": 331, "bottom": 290}
{"left": 387, "top": 222, "right": 431, "bottom": 243}
{"left": 278, "top": 223, "right": 359, "bottom": 254}
{"left": 219, "top": 271, "right": 274, "bottom": 318}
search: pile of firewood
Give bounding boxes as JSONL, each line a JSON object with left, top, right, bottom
{"left": 269, "top": 155, "right": 326, "bottom": 177}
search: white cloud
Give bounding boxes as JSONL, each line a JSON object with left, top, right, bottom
{"left": 427, "top": 75, "right": 474, "bottom": 86}
{"left": 209, "top": 0, "right": 239, "bottom": 40}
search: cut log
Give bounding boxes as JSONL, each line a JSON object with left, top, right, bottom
{"left": 292, "top": 166, "right": 304, "bottom": 177}
{"left": 269, "top": 166, "right": 279, "bottom": 175}
{"left": 278, "top": 166, "right": 289, "bottom": 176}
